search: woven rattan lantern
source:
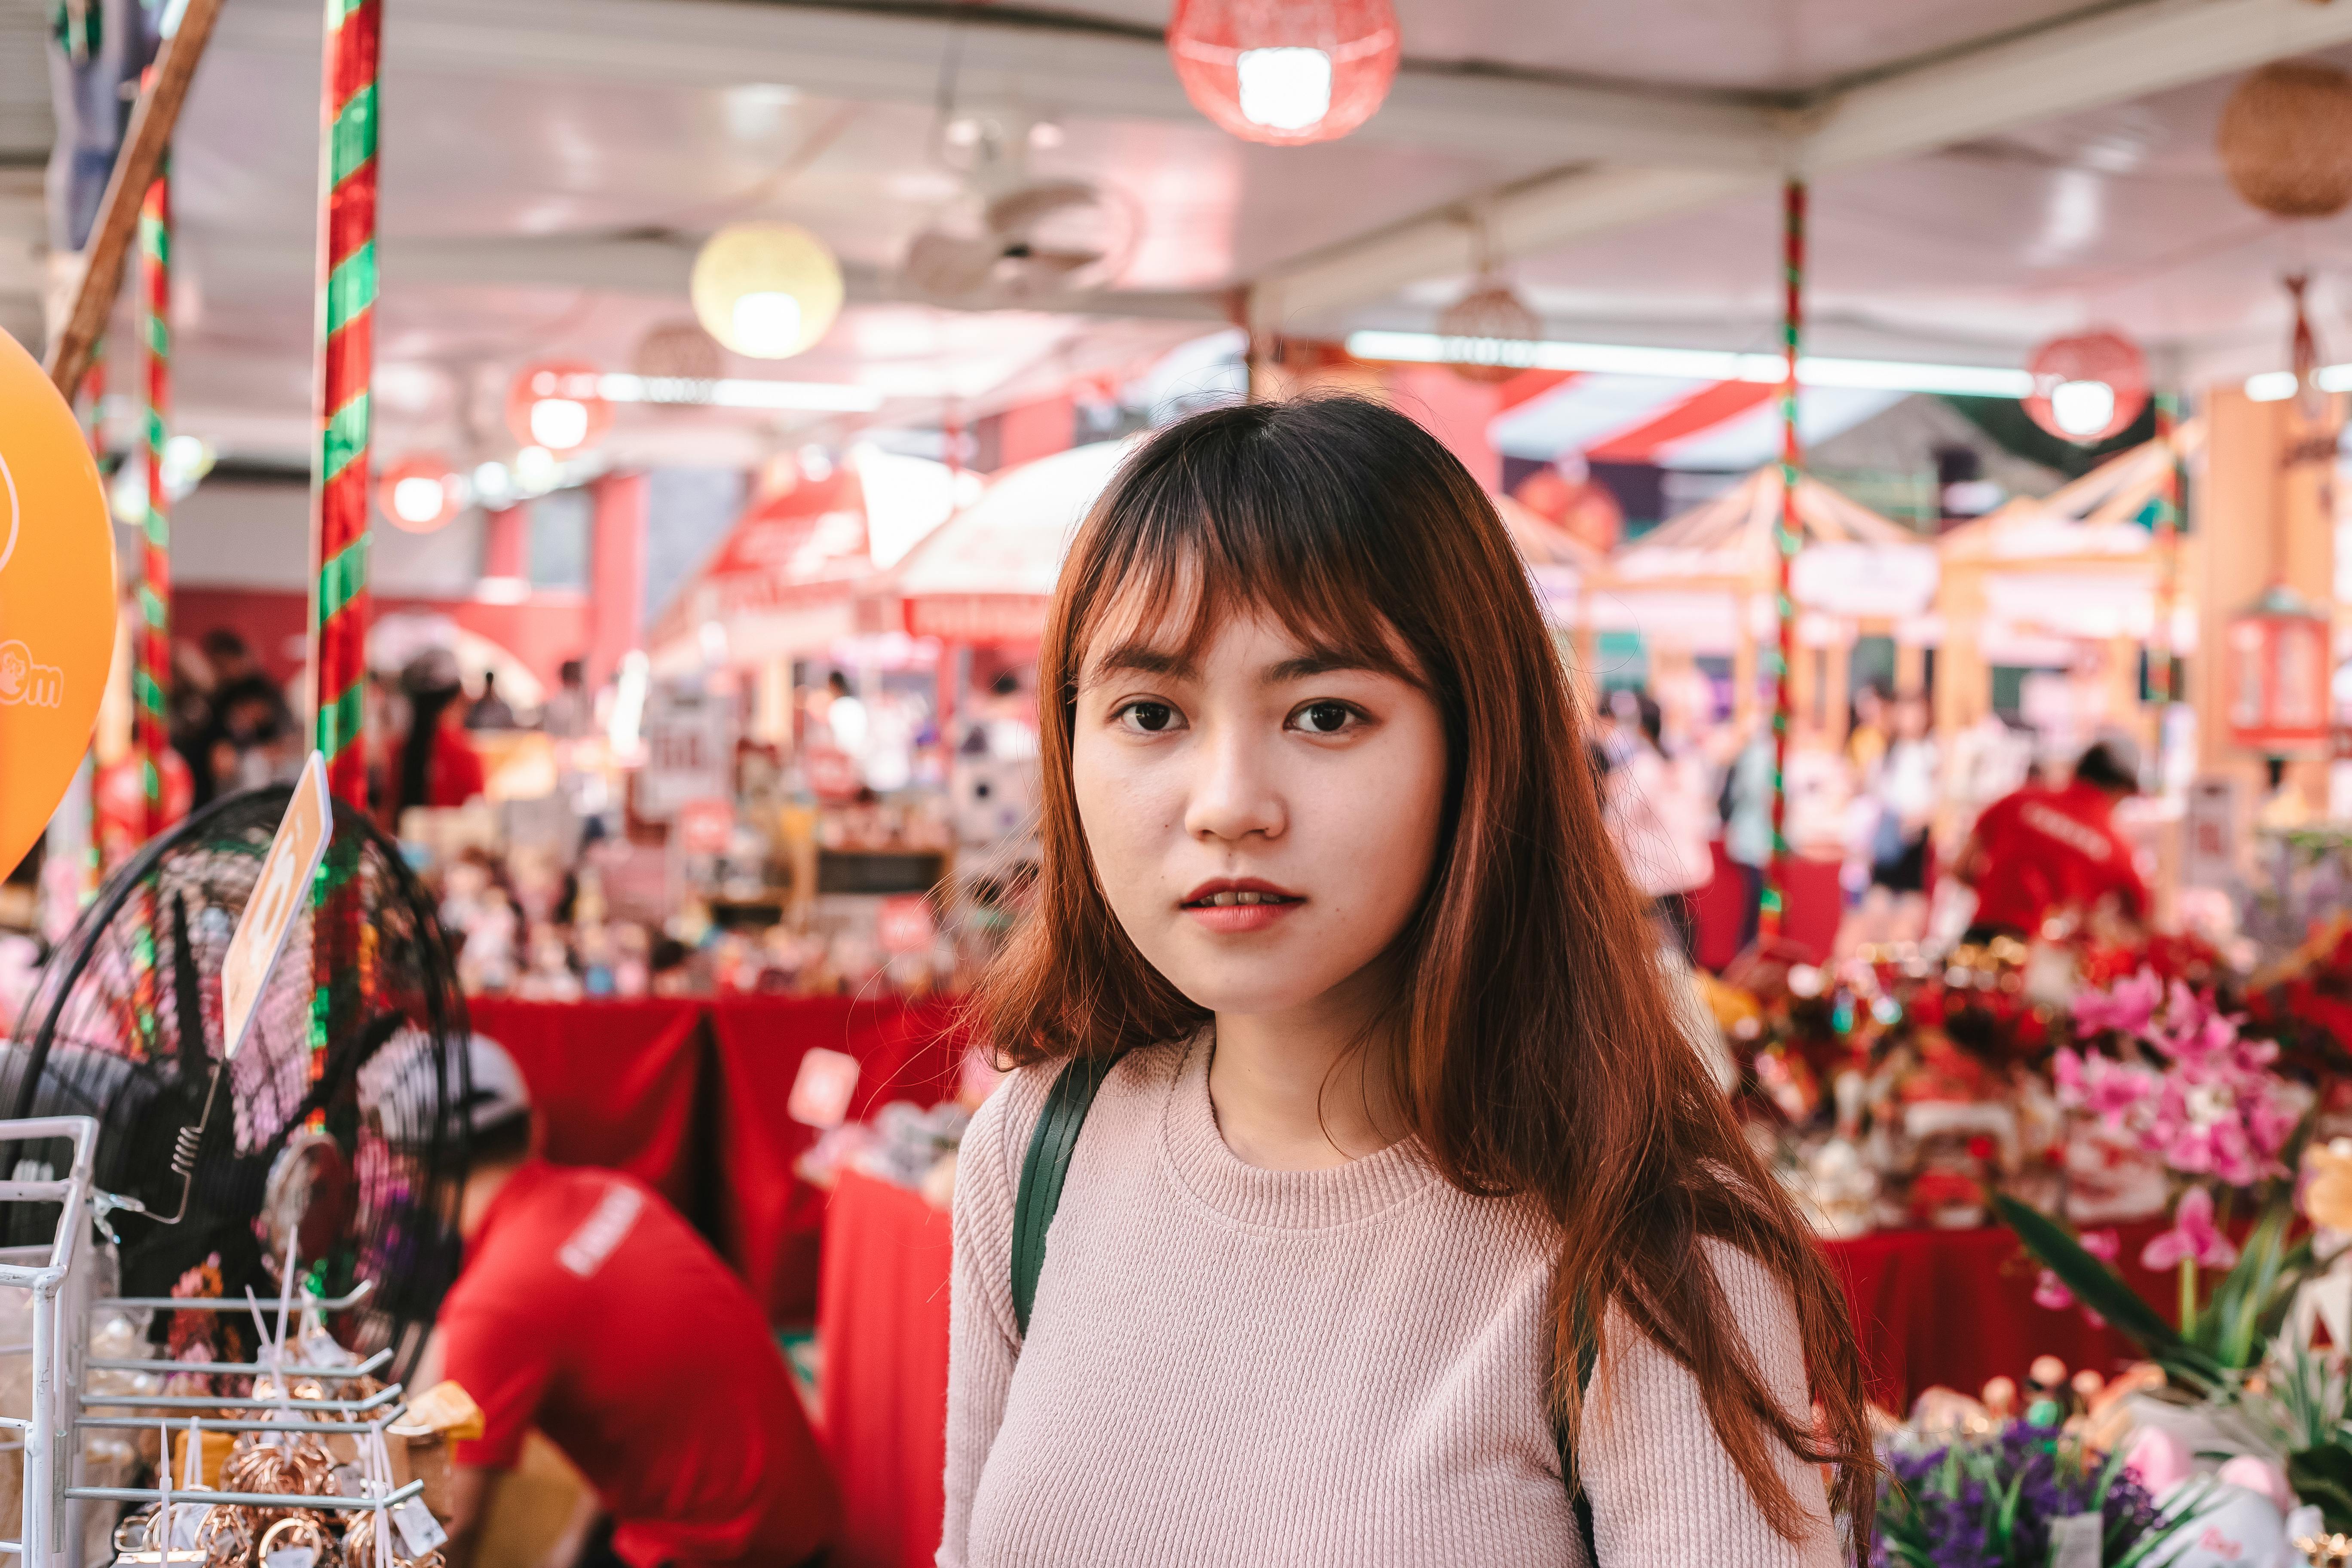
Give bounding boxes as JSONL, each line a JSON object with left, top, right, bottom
{"left": 633, "top": 320, "right": 725, "bottom": 386}
{"left": 1168, "top": 0, "right": 1400, "bottom": 146}
{"left": 1436, "top": 281, "right": 1541, "bottom": 383}
{"left": 2023, "top": 331, "right": 2148, "bottom": 444}
{"left": 2218, "top": 61, "right": 2352, "bottom": 219}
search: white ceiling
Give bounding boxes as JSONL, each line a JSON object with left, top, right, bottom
{"left": 12, "top": 0, "right": 2352, "bottom": 473}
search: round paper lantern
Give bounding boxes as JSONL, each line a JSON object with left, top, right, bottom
{"left": 691, "top": 223, "right": 843, "bottom": 360}
{"left": 633, "top": 319, "right": 724, "bottom": 385}
{"left": 1436, "top": 282, "right": 1541, "bottom": 383}
{"left": 504, "top": 360, "right": 612, "bottom": 454}
{"left": 2023, "top": 331, "right": 2148, "bottom": 444}
{"left": 377, "top": 453, "right": 461, "bottom": 533}
{"left": 1167, "top": 0, "right": 1400, "bottom": 147}
{"left": 2218, "top": 60, "right": 2352, "bottom": 219}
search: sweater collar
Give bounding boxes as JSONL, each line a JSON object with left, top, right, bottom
{"left": 1158, "top": 1033, "right": 1439, "bottom": 1231}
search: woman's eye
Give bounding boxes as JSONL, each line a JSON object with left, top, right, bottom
{"left": 1291, "top": 701, "right": 1359, "bottom": 736}
{"left": 1115, "top": 701, "right": 1181, "bottom": 734}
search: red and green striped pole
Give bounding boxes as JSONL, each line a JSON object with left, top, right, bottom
{"left": 309, "top": 0, "right": 380, "bottom": 808}
{"left": 1759, "top": 178, "right": 1805, "bottom": 943}
{"left": 138, "top": 160, "right": 172, "bottom": 841}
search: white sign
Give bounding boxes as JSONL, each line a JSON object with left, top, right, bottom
{"left": 2182, "top": 776, "right": 2240, "bottom": 889}
{"left": 220, "top": 753, "right": 334, "bottom": 1061}
{"left": 635, "top": 684, "right": 732, "bottom": 822}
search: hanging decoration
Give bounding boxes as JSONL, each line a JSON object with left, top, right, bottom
{"left": 1167, "top": 0, "right": 1400, "bottom": 147}
{"left": 2217, "top": 60, "right": 2352, "bottom": 220}
{"left": 504, "top": 361, "right": 613, "bottom": 454}
{"left": 2022, "top": 330, "right": 2148, "bottom": 444}
{"left": 632, "top": 319, "right": 724, "bottom": 386}
{"left": 1436, "top": 283, "right": 1540, "bottom": 383}
{"left": 1760, "top": 178, "right": 1805, "bottom": 947}
{"left": 309, "top": 0, "right": 380, "bottom": 808}
{"left": 138, "top": 157, "right": 173, "bottom": 841}
{"left": 690, "top": 223, "right": 843, "bottom": 360}
{"left": 377, "top": 453, "right": 462, "bottom": 533}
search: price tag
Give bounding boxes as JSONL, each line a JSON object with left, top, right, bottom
{"left": 330, "top": 1464, "right": 364, "bottom": 1497}
{"left": 391, "top": 1498, "right": 447, "bottom": 1556}
{"left": 2049, "top": 1513, "right": 2102, "bottom": 1568}
{"left": 263, "top": 1549, "right": 315, "bottom": 1568}
{"left": 168, "top": 1510, "right": 203, "bottom": 1551}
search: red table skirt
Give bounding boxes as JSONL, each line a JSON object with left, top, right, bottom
{"left": 818, "top": 1172, "right": 953, "bottom": 1568}
{"left": 813, "top": 1200, "right": 2186, "bottom": 1568}
{"left": 462, "top": 996, "right": 968, "bottom": 1323}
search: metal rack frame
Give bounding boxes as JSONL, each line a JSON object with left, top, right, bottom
{"left": 0, "top": 1116, "right": 427, "bottom": 1568}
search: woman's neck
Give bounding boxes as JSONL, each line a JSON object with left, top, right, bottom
{"left": 1207, "top": 970, "right": 1409, "bottom": 1171}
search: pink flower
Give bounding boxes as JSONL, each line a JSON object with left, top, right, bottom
{"left": 2033, "top": 1230, "right": 2122, "bottom": 1320}
{"left": 2034, "top": 1270, "right": 2075, "bottom": 1311}
{"left": 2053, "top": 1048, "right": 2159, "bottom": 1127}
{"left": 2141, "top": 1188, "right": 2239, "bottom": 1272}
{"left": 2079, "top": 1228, "right": 2120, "bottom": 1262}
{"left": 2076, "top": 969, "right": 2164, "bottom": 1038}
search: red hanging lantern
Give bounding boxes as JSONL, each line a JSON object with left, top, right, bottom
{"left": 2226, "top": 585, "right": 2331, "bottom": 755}
{"left": 1167, "top": 0, "right": 1400, "bottom": 147}
{"left": 377, "top": 453, "right": 461, "bottom": 533}
{"left": 504, "top": 359, "right": 612, "bottom": 454}
{"left": 2023, "top": 331, "right": 2149, "bottom": 444}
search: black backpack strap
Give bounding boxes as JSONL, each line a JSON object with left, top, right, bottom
{"left": 1010, "top": 1052, "right": 1126, "bottom": 1337}
{"left": 1011, "top": 1050, "right": 1603, "bottom": 1563}
{"left": 1559, "top": 1294, "right": 1602, "bottom": 1564}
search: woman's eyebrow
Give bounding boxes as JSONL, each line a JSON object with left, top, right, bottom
{"left": 1261, "top": 652, "right": 1377, "bottom": 686}
{"left": 1087, "top": 642, "right": 1196, "bottom": 683}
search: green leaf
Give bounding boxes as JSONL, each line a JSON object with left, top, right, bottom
{"left": 1994, "top": 1194, "right": 2224, "bottom": 1388}
{"left": 2213, "top": 1200, "right": 2292, "bottom": 1367}
{"left": 2290, "top": 1443, "right": 2352, "bottom": 1536}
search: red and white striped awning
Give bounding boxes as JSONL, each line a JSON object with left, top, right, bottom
{"left": 1490, "top": 374, "right": 1908, "bottom": 469}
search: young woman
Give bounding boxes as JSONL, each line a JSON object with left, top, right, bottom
{"left": 942, "top": 397, "right": 1874, "bottom": 1566}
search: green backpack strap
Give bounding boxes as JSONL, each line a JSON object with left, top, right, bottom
{"left": 1009, "top": 1051, "right": 1604, "bottom": 1563}
{"left": 1010, "top": 1052, "right": 1127, "bottom": 1336}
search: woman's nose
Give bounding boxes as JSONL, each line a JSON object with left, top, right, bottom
{"left": 1182, "top": 725, "right": 1284, "bottom": 843}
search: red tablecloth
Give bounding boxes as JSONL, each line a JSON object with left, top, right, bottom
{"left": 1825, "top": 1217, "right": 2179, "bottom": 1412}
{"left": 818, "top": 1170, "right": 953, "bottom": 1568}
{"left": 709, "top": 998, "right": 969, "bottom": 1323}
{"left": 466, "top": 997, "right": 707, "bottom": 1208}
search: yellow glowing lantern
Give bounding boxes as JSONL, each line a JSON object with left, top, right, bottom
{"left": 690, "top": 223, "right": 844, "bottom": 360}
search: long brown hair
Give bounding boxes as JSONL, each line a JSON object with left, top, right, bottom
{"left": 980, "top": 395, "right": 1876, "bottom": 1551}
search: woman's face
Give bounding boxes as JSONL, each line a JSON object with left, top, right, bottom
{"left": 1071, "top": 602, "right": 1449, "bottom": 1022}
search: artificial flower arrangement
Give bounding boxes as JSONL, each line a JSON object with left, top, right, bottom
{"left": 1992, "top": 965, "right": 2352, "bottom": 1563}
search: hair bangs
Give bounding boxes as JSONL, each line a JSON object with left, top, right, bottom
{"left": 1064, "top": 427, "right": 1430, "bottom": 695}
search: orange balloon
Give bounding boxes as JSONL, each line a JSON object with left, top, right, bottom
{"left": 0, "top": 331, "right": 116, "bottom": 877}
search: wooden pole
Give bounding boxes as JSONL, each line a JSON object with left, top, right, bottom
{"left": 40, "top": 0, "right": 225, "bottom": 398}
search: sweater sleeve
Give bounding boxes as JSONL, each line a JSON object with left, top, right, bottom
{"left": 937, "top": 1066, "right": 1052, "bottom": 1568}
{"left": 1579, "top": 1240, "right": 1837, "bottom": 1568}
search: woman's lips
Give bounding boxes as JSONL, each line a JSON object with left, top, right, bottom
{"left": 1180, "top": 880, "right": 1303, "bottom": 934}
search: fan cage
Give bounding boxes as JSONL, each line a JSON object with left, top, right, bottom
{"left": 0, "top": 787, "right": 472, "bottom": 1384}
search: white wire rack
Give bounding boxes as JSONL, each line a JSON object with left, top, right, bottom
{"left": 0, "top": 1115, "right": 429, "bottom": 1568}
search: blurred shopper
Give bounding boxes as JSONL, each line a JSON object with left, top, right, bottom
{"left": 385, "top": 649, "right": 487, "bottom": 826}
{"left": 1953, "top": 734, "right": 2146, "bottom": 943}
{"left": 1868, "top": 694, "right": 1939, "bottom": 897}
{"left": 418, "top": 1037, "right": 839, "bottom": 1568}
{"left": 943, "top": 399, "right": 1870, "bottom": 1567}
{"left": 1721, "top": 723, "right": 1775, "bottom": 951}
{"left": 543, "top": 658, "right": 594, "bottom": 739}
{"left": 191, "top": 629, "right": 299, "bottom": 804}
{"left": 1600, "top": 689, "right": 1712, "bottom": 955}
{"left": 464, "top": 669, "right": 518, "bottom": 732}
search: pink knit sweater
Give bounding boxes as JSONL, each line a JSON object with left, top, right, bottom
{"left": 940, "top": 1037, "right": 1837, "bottom": 1567}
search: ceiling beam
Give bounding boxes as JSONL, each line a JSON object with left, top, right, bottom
{"left": 1248, "top": 0, "right": 2352, "bottom": 331}
{"left": 196, "top": 230, "right": 1235, "bottom": 322}
{"left": 212, "top": 0, "right": 1782, "bottom": 171}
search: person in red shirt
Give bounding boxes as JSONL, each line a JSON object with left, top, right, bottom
{"left": 384, "top": 650, "right": 489, "bottom": 828}
{"left": 413, "top": 1038, "right": 838, "bottom": 1568}
{"left": 1954, "top": 736, "right": 2147, "bottom": 943}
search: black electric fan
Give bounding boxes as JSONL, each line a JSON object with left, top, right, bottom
{"left": 2, "top": 784, "right": 472, "bottom": 1379}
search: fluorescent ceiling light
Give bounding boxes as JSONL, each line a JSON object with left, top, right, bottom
{"left": 1345, "top": 331, "right": 2035, "bottom": 398}
{"left": 597, "top": 373, "right": 883, "bottom": 413}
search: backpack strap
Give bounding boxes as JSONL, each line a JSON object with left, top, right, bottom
{"left": 1009, "top": 1052, "right": 1603, "bottom": 1563}
{"left": 1011, "top": 1051, "right": 1127, "bottom": 1336}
